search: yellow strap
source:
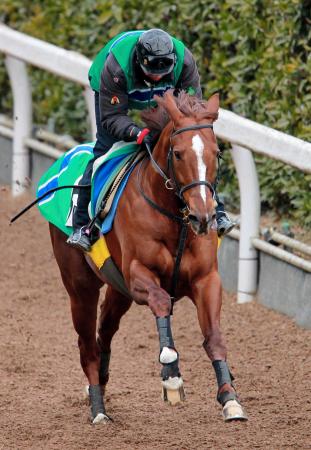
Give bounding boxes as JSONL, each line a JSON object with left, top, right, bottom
{"left": 87, "top": 237, "right": 110, "bottom": 268}
{"left": 218, "top": 237, "right": 222, "bottom": 249}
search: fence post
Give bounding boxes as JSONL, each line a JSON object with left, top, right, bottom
{"left": 231, "top": 144, "right": 260, "bottom": 303}
{"left": 5, "top": 56, "right": 32, "bottom": 195}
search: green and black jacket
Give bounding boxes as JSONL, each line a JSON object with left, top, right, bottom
{"left": 88, "top": 30, "right": 202, "bottom": 140}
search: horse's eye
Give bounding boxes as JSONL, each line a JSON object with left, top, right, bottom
{"left": 174, "top": 150, "right": 182, "bottom": 161}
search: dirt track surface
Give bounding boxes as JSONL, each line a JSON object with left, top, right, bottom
{"left": 1, "top": 186, "right": 311, "bottom": 450}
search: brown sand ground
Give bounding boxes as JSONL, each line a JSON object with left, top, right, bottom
{"left": 0, "top": 186, "right": 311, "bottom": 450}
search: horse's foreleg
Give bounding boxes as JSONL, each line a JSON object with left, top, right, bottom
{"left": 193, "top": 271, "right": 247, "bottom": 421}
{"left": 130, "top": 260, "right": 184, "bottom": 405}
{"left": 97, "top": 286, "right": 132, "bottom": 390}
{"left": 156, "top": 315, "right": 185, "bottom": 405}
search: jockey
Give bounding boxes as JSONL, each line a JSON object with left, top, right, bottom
{"left": 67, "top": 29, "right": 235, "bottom": 251}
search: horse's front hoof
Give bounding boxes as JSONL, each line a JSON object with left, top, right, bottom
{"left": 222, "top": 400, "right": 248, "bottom": 421}
{"left": 162, "top": 376, "right": 185, "bottom": 405}
{"left": 92, "top": 413, "right": 111, "bottom": 424}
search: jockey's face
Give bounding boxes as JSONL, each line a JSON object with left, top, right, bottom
{"left": 146, "top": 73, "right": 164, "bottom": 82}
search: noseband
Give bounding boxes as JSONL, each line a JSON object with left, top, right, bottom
{"left": 167, "top": 124, "right": 216, "bottom": 203}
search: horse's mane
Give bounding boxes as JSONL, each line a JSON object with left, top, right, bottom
{"left": 141, "top": 90, "right": 218, "bottom": 131}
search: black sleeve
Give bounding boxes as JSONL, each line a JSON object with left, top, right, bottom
{"left": 99, "top": 53, "right": 141, "bottom": 141}
{"left": 176, "top": 47, "right": 202, "bottom": 99}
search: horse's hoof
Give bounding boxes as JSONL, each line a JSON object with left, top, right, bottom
{"left": 222, "top": 400, "right": 248, "bottom": 421}
{"left": 162, "top": 377, "right": 185, "bottom": 405}
{"left": 92, "top": 413, "right": 111, "bottom": 424}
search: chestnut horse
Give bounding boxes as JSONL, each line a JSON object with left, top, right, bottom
{"left": 49, "top": 90, "right": 247, "bottom": 424}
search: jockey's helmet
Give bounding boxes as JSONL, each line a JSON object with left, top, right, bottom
{"left": 136, "top": 29, "right": 176, "bottom": 77}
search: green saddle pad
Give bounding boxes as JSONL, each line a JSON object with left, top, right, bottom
{"left": 37, "top": 141, "right": 139, "bottom": 235}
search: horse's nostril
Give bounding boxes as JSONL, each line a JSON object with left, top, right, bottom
{"left": 188, "top": 214, "right": 200, "bottom": 225}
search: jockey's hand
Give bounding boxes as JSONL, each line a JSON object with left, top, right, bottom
{"left": 136, "top": 128, "right": 159, "bottom": 149}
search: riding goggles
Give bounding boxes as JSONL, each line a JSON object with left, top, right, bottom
{"left": 140, "top": 54, "right": 175, "bottom": 76}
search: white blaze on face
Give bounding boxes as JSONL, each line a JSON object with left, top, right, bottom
{"left": 192, "top": 134, "right": 206, "bottom": 202}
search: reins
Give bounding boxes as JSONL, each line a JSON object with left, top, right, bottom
{"left": 138, "top": 123, "right": 218, "bottom": 310}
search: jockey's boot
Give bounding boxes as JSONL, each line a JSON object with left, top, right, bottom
{"left": 216, "top": 211, "right": 236, "bottom": 237}
{"left": 67, "top": 226, "right": 91, "bottom": 252}
{"left": 67, "top": 176, "right": 92, "bottom": 252}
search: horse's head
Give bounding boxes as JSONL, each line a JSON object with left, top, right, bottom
{"left": 151, "top": 91, "right": 220, "bottom": 236}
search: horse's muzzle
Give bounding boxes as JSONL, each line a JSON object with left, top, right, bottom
{"left": 188, "top": 211, "right": 217, "bottom": 235}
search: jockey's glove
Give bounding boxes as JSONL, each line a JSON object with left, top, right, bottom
{"left": 127, "top": 126, "right": 159, "bottom": 149}
{"left": 136, "top": 128, "right": 151, "bottom": 144}
{"left": 136, "top": 128, "right": 159, "bottom": 149}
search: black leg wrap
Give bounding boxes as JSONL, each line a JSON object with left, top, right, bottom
{"left": 217, "top": 390, "right": 238, "bottom": 406}
{"left": 161, "top": 358, "right": 181, "bottom": 381}
{"left": 99, "top": 351, "right": 111, "bottom": 386}
{"left": 212, "top": 360, "right": 234, "bottom": 387}
{"left": 89, "top": 384, "right": 105, "bottom": 419}
{"left": 156, "top": 316, "right": 175, "bottom": 350}
{"left": 212, "top": 360, "right": 237, "bottom": 405}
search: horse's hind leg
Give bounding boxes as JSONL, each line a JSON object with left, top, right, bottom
{"left": 192, "top": 270, "right": 247, "bottom": 421}
{"left": 97, "top": 286, "right": 132, "bottom": 391}
{"left": 50, "top": 225, "right": 109, "bottom": 423}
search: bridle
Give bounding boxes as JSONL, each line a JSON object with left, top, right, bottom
{"left": 168, "top": 124, "right": 216, "bottom": 203}
{"left": 138, "top": 123, "right": 217, "bottom": 221}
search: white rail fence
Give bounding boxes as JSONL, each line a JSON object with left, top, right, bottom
{"left": 1, "top": 24, "right": 311, "bottom": 303}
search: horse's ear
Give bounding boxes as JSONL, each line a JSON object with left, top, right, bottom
{"left": 205, "top": 93, "right": 219, "bottom": 116}
{"left": 154, "top": 91, "right": 184, "bottom": 123}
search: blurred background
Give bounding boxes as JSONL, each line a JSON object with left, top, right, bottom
{"left": 0, "top": 0, "right": 310, "bottom": 226}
